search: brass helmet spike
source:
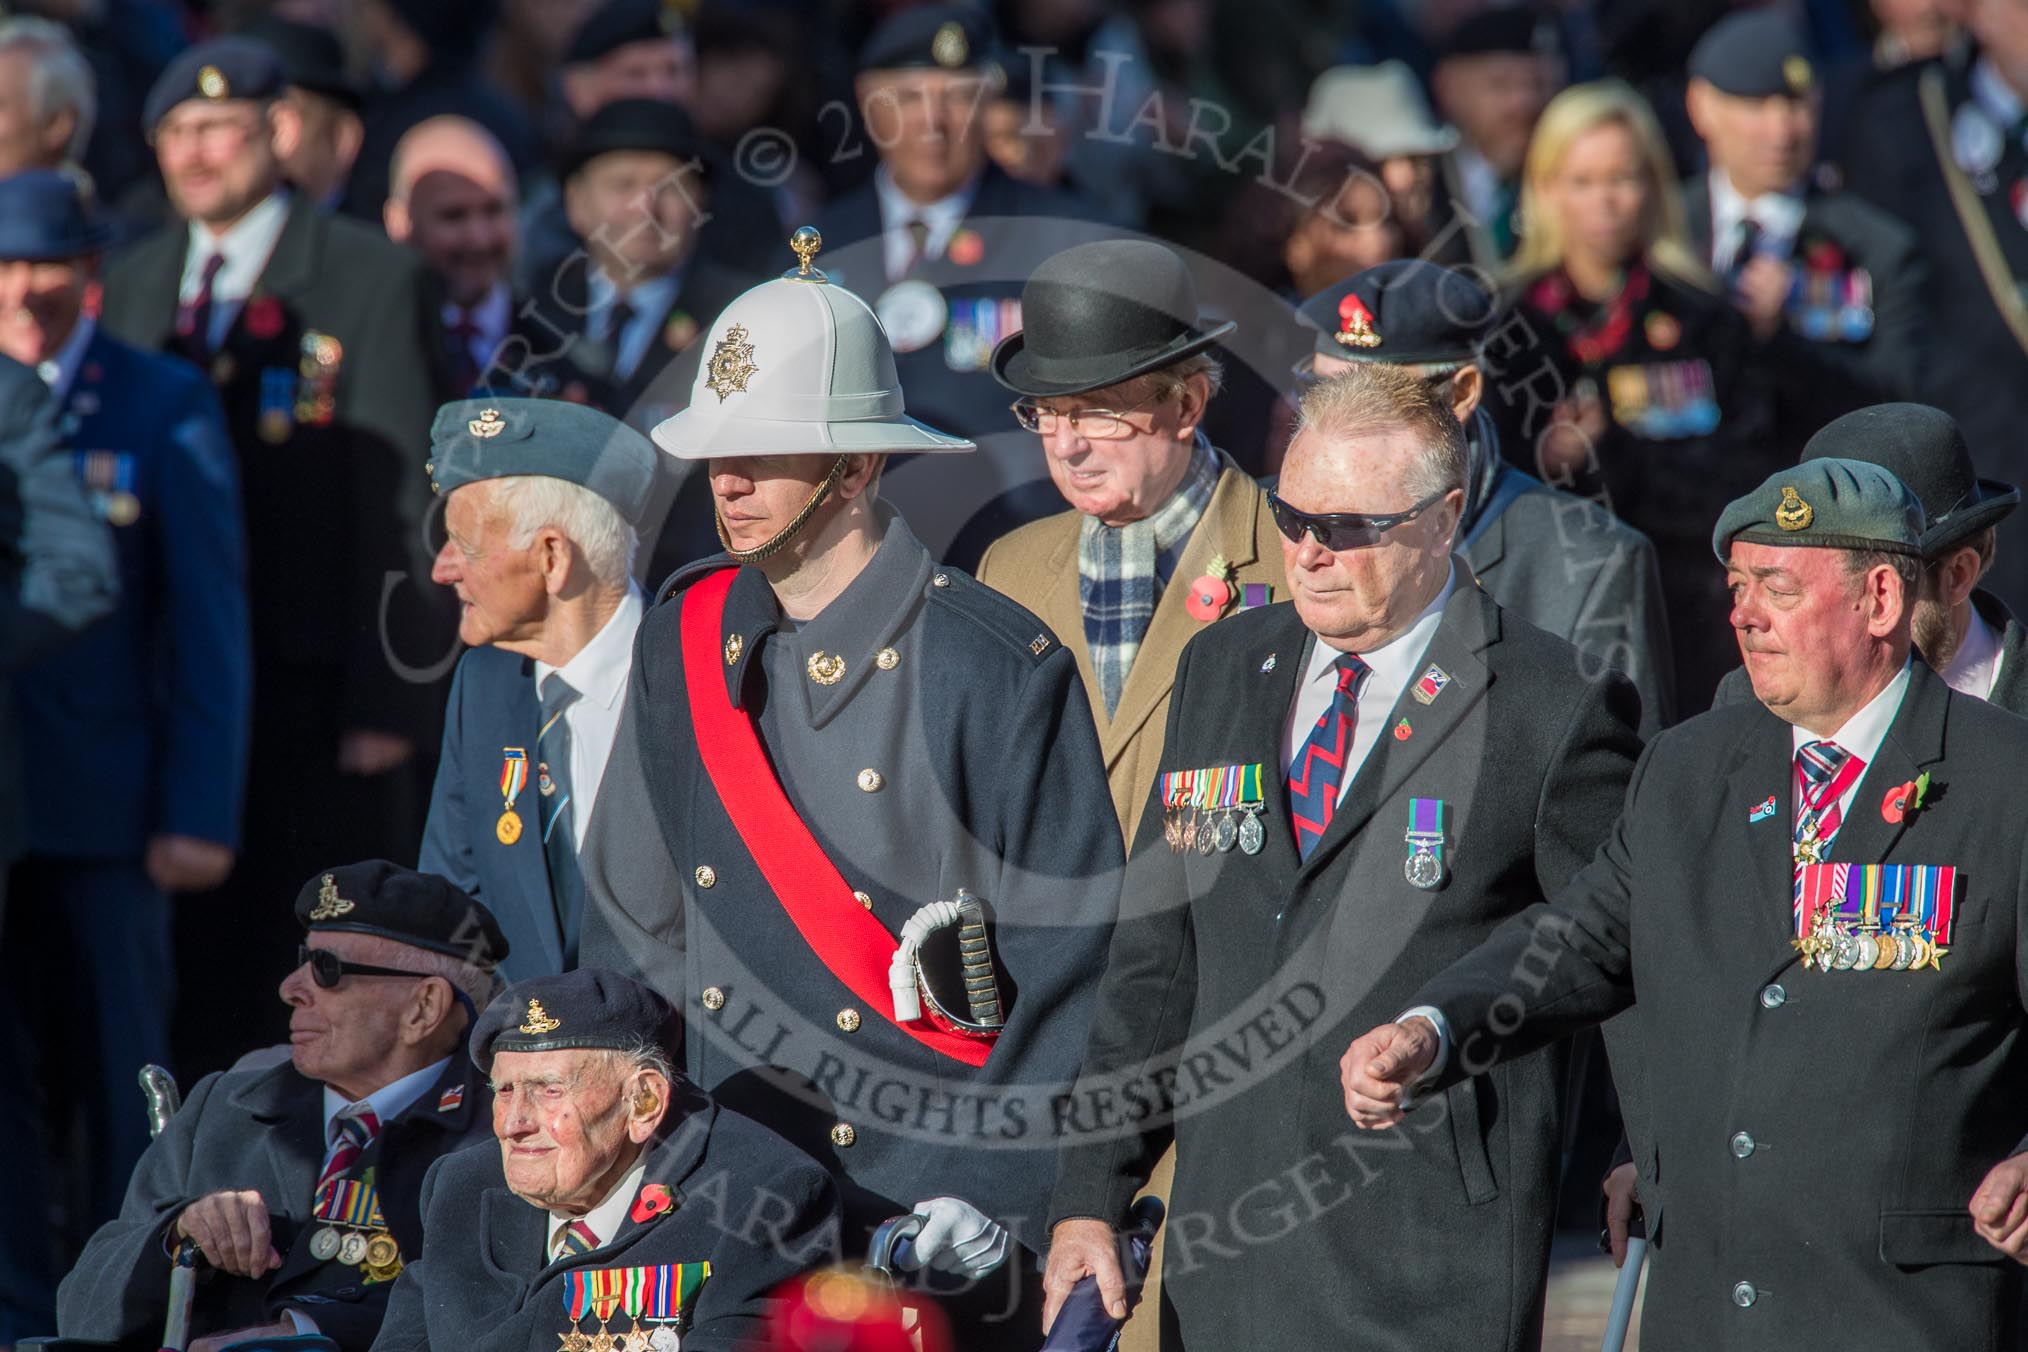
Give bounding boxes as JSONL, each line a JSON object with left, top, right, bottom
{"left": 784, "top": 226, "right": 828, "bottom": 282}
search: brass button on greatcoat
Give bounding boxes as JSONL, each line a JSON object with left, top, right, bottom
{"left": 695, "top": 865, "right": 717, "bottom": 888}
{"left": 836, "top": 1009, "right": 862, "bottom": 1033}
{"left": 857, "top": 768, "right": 884, "bottom": 792}
{"left": 701, "top": 987, "right": 726, "bottom": 1012}
{"left": 830, "top": 1122, "right": 857, "bottom": 1148}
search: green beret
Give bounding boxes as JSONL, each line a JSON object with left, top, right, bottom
{"left": 427, "top": 398, "right": 660, "bottom": 527}
{"left": 1712, "top": 456, "right": 1927, "bottom": 562}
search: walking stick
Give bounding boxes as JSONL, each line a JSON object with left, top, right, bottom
{"left": 1600, "top": 1234, "right": 1647, "bottom": 1352}
{"left": 139, "top": 1064, "right": 203, "bottom": 1352}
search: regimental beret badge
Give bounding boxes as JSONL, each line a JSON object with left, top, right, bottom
{"left": 1783, "top": 55, "right": 1813, "bottom": 96}
{"left": 468, "top": 407, "right": 506, "bottom": 438}
{"left": 198, "top": 65, "right": 229, "bottom": 100}
{"left": 309, "top": 873, "right": 354, "bottom": 920}
{"left": 1335, "top": 293, "right": 1382, "bottom": 349}
{"left": 1776, "top": 485, "right": 1814, "bottom": 532}
{"left": 519, "top": 999, "right": 561, "bottom": 1034}
{"left": 932, "top": 21, "right": 969, "bottom": 68}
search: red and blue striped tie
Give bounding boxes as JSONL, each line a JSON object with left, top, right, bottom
{"left": 1288, "top": 653, "right": 1369, "bottom": 860}
{"left": 313, "top": 1106, "right": 380, "bottom": 1208}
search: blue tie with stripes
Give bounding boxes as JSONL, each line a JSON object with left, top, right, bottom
{"left": 538, "top": 673, "right": 584, "bottom": 962}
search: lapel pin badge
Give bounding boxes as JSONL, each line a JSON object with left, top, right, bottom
{"left": 1259, "top": 653, "right": 1277, "bottom": 673}
{"left": 1749, "top": 795, "right": 1777, "bottom": 824}
{"left": 1411, "top": 664, "right": 1450, "bottom": 705}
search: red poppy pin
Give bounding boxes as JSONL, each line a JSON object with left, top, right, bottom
{"left": 245, "top": 294, "right": 285, "bottom": 341}
{"left": 629, "top": 1183, "right": 673, "bottom": 1223}
{"left": 1185, "top": 554, "right": 1235, "bottom": 623}
{"left": 1806, "top": 240, "right": 1845, "bottom": 272}
{"left": 1880, "top": 771, "right": 1931, "bottom": 825}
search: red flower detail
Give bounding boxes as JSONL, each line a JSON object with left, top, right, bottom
{"left": 629, "top": 1183, "right": 673, "bottom": 1223}
{"left": 1806, "top": 241, "right": 1844, "bottom": 272}
{"left": 245, "top": 295, "right": 285, "bottom": 340}
{"left": 1881, "top": 780, "right": 1917, "bottom": 825}
{"left": 1185, "top": 575, "right": 1231, "bottom": 622}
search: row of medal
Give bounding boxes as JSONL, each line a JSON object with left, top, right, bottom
{"left": 1787, "top": 264, "right": 1875, "bottom": 343}
{"left": 307, "top": 1177, "right": 402, "bottom": 1282}
{"left": 1159, "top": 764, "right": 1266, "bottom": 856}
{"left": 255, "top": 330, "right": 344, "bottom": 445}
{"left": 1603, "top": 359, "right": 1721, "bottom": 440}
{"left": 1792, "top": 862, "right": 1958, "bottom": 973}
{"left": 558, "top": 1261, "right": 712, "bottom": 1352}
{"left": 74, "top": 449, "right": 141, "bottom": 527}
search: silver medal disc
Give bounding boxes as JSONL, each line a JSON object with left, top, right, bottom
{"left": 1237, "top": 812, "right": 1264, "bottom": 855}
{"left": 1195, "top": 817, "right": 1216, "bottom": 855}
{"left": 1214, "top": 813, "right": 1238, "bottom": 852}
{"left": 1404, "top": 848, "right": 1443, "bottom": 890}
{"left": 310, "top": 1227, "right": 341, "bottom": 1262}
{"left": 1892, "top": 932, "right": 1915, "bottom": 970}
{"left": 873, "top": 280, "right": 949, "bottom": 354}
{"left": 649, "top": 1327, "right": 682, "bottom": 1352}
{"left": 1954, "top": 103, "right": 2005, "bottom": 178}
{"left": 1832, "top": 933, "right": 1858, "bottom": 970}
{"left": 1855, "top": 934, "right": 1880, "bottom": 969}
{"left": 338, "top": 1230, "right": 368, "bottom": 1266}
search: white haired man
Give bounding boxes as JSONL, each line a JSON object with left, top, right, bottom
{"left": 419, "top": 398, "right": 660, "bottom": 979}
{"left": 0, "top": 16, "right": 95, "bottom": 178}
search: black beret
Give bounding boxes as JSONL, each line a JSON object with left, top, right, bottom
{"left": 560, "top": 97, "right": 709, "bottom": 180}
{"left": 1688, "top": 11, "right": 1816, "bottom": 100}
{"left": 296, "top": 860, "right": 508, "bottom": 969}
{"left": 143, "top": 36, "right": 286, "bottom": 130}
{"left": 470, "top": 968, "right": 679, "bottom": 1072}
{"left": 1296, "top": 259, "right": 1496, "bottom": 365}
{"left": 859, "top": 3, "right": 997, "bottom": 75}
{"left": 237, "top": 16, "right": 363, "bottom": 111}
{"left": 1713, "top": 457, "right": 1926, "bottom": 562}
{"left": 567, "top": 0, "right": 687, "bottom": 65}
{"left": 1801, "top": 403, "right": 2018, "bottom": 558}
{"left": 1441, "top": 8, "right": 1563, "bottom": 61}
{"left": 427, "top": 397, "right": 661, "bottom": 526}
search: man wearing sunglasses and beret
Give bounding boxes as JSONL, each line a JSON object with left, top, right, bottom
{"left": 57, "top": 860, "right": 506, "bottom": 1352}
{"left": 1043, "top": 362, "right": 1643, "bottom": 1348}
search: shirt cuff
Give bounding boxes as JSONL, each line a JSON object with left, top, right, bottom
{"left": 1395, "top": 1006, "right": 1452, "bottom": 1104}
{"left": 286, "top": 1309, "right": 320, "bottom": 1335}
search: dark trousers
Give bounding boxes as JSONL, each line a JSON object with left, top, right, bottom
{"left": 0, "top": 857, "right": 172, "bottom": 1341}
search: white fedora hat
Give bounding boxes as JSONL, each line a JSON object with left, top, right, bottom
{"left": 651, "top": 228, "right": 975, "bottom": 461}
{"left": 1302, "top": 61, "right": 1459, "bottom": 160}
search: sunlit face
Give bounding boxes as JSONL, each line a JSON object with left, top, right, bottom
{"left": 491, "top": 1049, "right": 643, "bottom": 1213}
{"left": 1542, "top": 121, "right": 1649, "bottom": 267}
{"left": 707, "top": 453, "right": 867, "bottom": 563}
{"left": 856, "top": 68, "right": 991, "bottom": 203}
{"left": 1277, "top": 424, "right": 1461, "bottom": 651}
{"left": 431, "top": 483, "right": 548, "bottom": 648}
{"left": 155, "top": 101, "right": 282, "bottom": 227}
{"left": 279, "top": 932, "right": 435, "bottom": 1100}
{"left": 1727, "top": 540, "right": 1905, "bottom": 727}
{"left": 1691, "top": 83, "right": 1816, "bottom": 200}
{"left": 565, "top": 150, "right": 706, "bottom": 281}
{"left": 0, "top": 256, "right": 89, "bottom": 366}
{"left": 406, "top": 168, "right": 518, "bottom": 307}
{"left": 1034, "top": 377, "right": 1200, "bottom": 527}
{"left": 0, "top": 49, "right": 69, "bottom": 173}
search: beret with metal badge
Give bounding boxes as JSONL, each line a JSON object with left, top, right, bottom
{"left": 1712, "top": 456, "right": 1926, "bottom": 562}
{"left": 1688, "top": 10, "right": 1816, "bottom": 101}
{"left": 143, "top": 36, "right": 288, "bottom": 129}
{"left": 296, "top": 860, "right": 508, "bottom": 969}
{"left": 471, "top": 967, "right": 680, "bottom": 1072}
{"left": 1296, "top": 259, "right": 1497, "bottom": 366}
{"left": 858, "top": 3, "right": 997, "bottom": 75}
{"left": 428, "top": 397, "right": 662, "bottom": 527}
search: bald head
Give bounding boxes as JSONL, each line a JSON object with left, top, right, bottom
{"left": 386, "top": 116, "right": 519, "bottom": 307}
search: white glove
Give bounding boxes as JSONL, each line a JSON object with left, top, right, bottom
{"left": 907, "top": 1196, "right": 1012, "bottom": 1278}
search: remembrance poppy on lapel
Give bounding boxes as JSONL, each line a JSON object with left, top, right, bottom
{"left": 245, "top": 294, "right": 285, "bottom": 340}
{"left": 1881, "top": 772, "right": 1931, "bottom": 825}
{"left": 630, "top": 1183, "right": 673, "bottom": 1222}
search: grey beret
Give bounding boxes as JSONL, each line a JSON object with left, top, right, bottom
{"left": 428, "top": 398, "right": 660, "bottom": 527}
{"left": 1713, "top": 456, "right": 1926, "bottom": 562}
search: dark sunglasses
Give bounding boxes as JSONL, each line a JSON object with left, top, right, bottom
{"left": 1266, "top": 489, "right": 1449, "bottom": 551}
{"left": 297, "top": 944, "right": 431, "bottom": 990}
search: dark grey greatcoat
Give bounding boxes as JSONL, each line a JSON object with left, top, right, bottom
{"left": 1048, "top": 570, "right": 1643, "bottom": 1350}
{"left": 1414, "top": 658, "right": 2028, "bottom": 1352}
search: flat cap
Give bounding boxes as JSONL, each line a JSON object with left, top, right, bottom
{"left": 237, "top": 16, "right": 363, "bottom": 111}
{"left": 143, "top": 36, "right": 286, "bottom": 129}
{"left": 0, "top": 171, "right": 117, "bottom": 262}
{"left": 1713, "top": 456, "right": 1926, "bottom": 562}
{"left": 1688, "top": 11, "right": 1815, "bottom": 100}
{"left": 471, "top": 968, "right": 678, "bottom": 1072}
{"left": 296, "top": 860, "right": 508, "bottom": 969}
{"left": 560, "top": 97, "right": 709, "bottom": 180}
{"left": 567, "top": 0, "right": 686, "bottom": 65}
{"left": 1297, "top": 259, "right": 1496, "bottom": 365}
{"left": 1441, "top": 7, "right": 1563, "bottom": 61}
{"left": 429, "top": 397, "right": 661, "bottom": 527}
{"left": 859, "top": 3, "right": 997, "bottom": 74}
{"left": 1802, "top": 402, "right": 2018, "bottom": 557}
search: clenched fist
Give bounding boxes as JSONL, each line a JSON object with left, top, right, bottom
{"left": 1971, "top": 1155, "right": 2028, "bottom": 1263}
{"left": 174, "top": 1189, "right": 282, "bottom": 1277}
{"left": 1339, "top": 1017, "right": 1440, "bottom": 1128}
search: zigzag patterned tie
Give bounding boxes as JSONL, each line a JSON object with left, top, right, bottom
{"left": 1287, "top": 653, "right": 1369, "bottom": 860}
{"left": 1792, "top": 739, "right": 1860, "bottom": 909}
{"left": 313, "top": 1106, "right": 380, "bottom": 1208}
{"left": 553, "top": 1219, "right": 599, "bottom": 1261}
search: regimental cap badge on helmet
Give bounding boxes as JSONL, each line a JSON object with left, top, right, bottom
{"left": 704, "top": 324, "right": 759, "bottom": 402}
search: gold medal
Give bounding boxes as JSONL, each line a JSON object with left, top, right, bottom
{"left": 104, "top": 491, "right": 140, "bottom": 526}
{"left": 497, "top": 809, "right": 523, "bottom": 844}
{"left": 364, "top": 1232, "right": 399, "bottom": 1269}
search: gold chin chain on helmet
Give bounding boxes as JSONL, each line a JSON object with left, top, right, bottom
{"left": 714, "top": 454, "right": 852, "bottom": 564}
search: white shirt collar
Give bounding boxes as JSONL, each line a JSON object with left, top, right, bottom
{"left": 1300, "top": 564, "right": 1457, "bottom": 693}
{"left": 319, "top": 1056, "right": 450, "bottom": 1143}
{"left": 1941, "top": 606, "right": 2004, "bottom": 700}
{"left": 1708, "top": 168, "right": 1806, "bottom": 261}
{"left": 1788, "top": 657, "right": 1913, "bottom": 768}
{"left": 37, "top": 317, "right": 95, "bottom": 404}
{"left": 535, "top": 585, "right": 644, "bottom": 712}
{"left": 545, "top": 1159, "right": 647, "bottom": 1255}
{"left": 180, "top": 190, "right": 291, "bottom": 301}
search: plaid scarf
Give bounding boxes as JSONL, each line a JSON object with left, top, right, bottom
{"left": 1078, "top": 438, "right": 1223, "bottom": 717}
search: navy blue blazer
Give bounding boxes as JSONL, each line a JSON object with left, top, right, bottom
{"left": 13, "top": 328, "right": 250, "bottom": 858}
{"left": 419, "top": 645, "right": 565, "bottom": 980}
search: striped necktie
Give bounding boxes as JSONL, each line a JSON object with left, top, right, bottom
{"left": 313, "top": 1105, "right": 380, "bottom": 1207}
{"left": 1287, "top": 653, "right": 1369, "bottom": 861}
{"left": 553, "top": 1219, "right": 599, "bottom": 1261}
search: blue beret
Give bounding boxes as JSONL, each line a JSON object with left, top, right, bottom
{"left": 428, "top": 398, "right": 661, "bottom": 527}
{"left": 1713, "top": 456, "right": 1926, "bottom": 563}
{"left": 1689, "top": 11, "right": 1815, "bottom": 100}
{"left": 567, "top": 0, "right": 685, "bottom": 65}
{"left": 1297, "top": 259, "right": 1496, "bottom": 365}
{"left": 143, "top": 37, "right": 287, "bottom": 130}
{"left": 0, "top": 172, "right": 116, "bottom": 262}
{"left": 296, "top": 860, "right": 508, "bottom": 968}
{"left": 471, "top": 968, "right": 679, "bottom": 1072}
{"left": 859, "top": 4, "right": 997, "bottom": 74}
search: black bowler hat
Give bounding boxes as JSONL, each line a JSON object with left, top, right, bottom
{"left": 237, "top": 15, "right": 363, "bottom": 112}
{"left": 0, "top": 172, "right": 116, "bottom": 261}
{"left": 567, "top": 0, "right": 686, "bottom": 65}
{"left": 1802, "top": 403, "right": 2018, "bottom": 558}
{"left": 142, "top": 36, "right": 287, "bottom": 129}
{"left": 991, "top": 240, "right": 1237, "bottom": 398}
{"left": 859, "top": 3, "right": 997, "bottom": 74}
{"left": 470, "top": 968, "right": 679, "bottom": 1072}
{"left": 1297, "top": 260, "right": 1496, "bottom": 366}
{"left": 560, "top": 97, "right": 710, "bottom": 180}
{"left": 295, "top": 860, "right": 509, "bottom": 969}
{"left": 1688, "top": 11, "right": 1815, "bottom": 100}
